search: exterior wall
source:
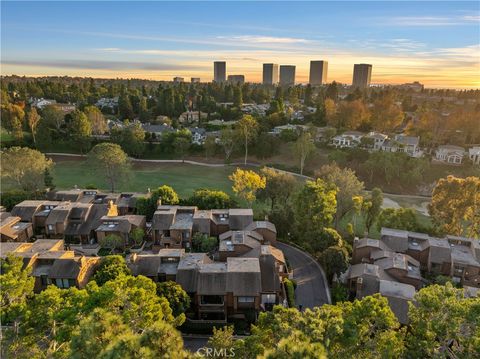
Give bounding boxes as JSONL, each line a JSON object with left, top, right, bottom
{"left": 254, "top": 228, "right": 276, "bottom": 245}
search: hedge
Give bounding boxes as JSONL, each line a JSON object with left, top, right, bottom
{"left": 283, "top": 278, "right": 296, "bottom": 308}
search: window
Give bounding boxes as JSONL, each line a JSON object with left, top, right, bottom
{"left": 40, "top": 275, "right": 49, "bottom": 286}
{"left": 48, "top": 224, "right": 54, "bottom": 231}
{"left": 201, "top": 295, "right": 224, "bottom": 305}
{"left": 238, "top": 296, "right": 255, "bottom": 303}
{"left": 55, "top": 278, "right": 71, "bottom": 288}
{"left": 261, "top": 294, "right": 276, "bottom": 304}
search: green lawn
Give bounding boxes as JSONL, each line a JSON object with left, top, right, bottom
{"left": 50, "top": 159, "right": 236, "bottom": 198}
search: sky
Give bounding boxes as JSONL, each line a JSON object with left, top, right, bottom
{"left": 1, "top": 1, "right": 479, "bottom": 88}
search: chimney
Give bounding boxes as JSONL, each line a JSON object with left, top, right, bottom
{"left": 130, "top": 253, "right": 137, "bottom": 263}
{"left": 107, "top": 200, "right": 118, "bottom": 217}
{"left": 157, "top": 199, "right": 162, "bottom": 207}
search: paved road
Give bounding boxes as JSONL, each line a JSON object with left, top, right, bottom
{"left": 277, "top": 242, "right": 331, "bottom": 309}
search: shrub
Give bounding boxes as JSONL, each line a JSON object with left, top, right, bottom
{"left": 283, "top": 278, "right": 295, "bottom": 308}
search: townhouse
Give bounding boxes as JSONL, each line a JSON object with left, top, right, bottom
{"left": 0, "top": 239, "right": 99, "bottom": 292}
{"left": 152, "top": 205, "right": 255, "bottom": 249}
{"left": 7, "top": 189, "right": 149, "bottom": 248}
{"left": 128, "top": 243, "right": 287, "bottom": 322}
{"left": 346, "top": 227, "right": 480, "bottom": 323}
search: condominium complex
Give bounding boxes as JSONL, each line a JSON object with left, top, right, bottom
{"left": 213, "top": 61, "right": 226, "bottom": 83}
{"left": 309, "top": 60, "right": 328, "bottom": 85}
{"left": 227, "top": 74, "right": 245, "bottom": 84}
{"left": 352, "top": 63, "right": 372, "bottom": 89}
{"left": 279, "top": 65, "right": 296, "bottom": 86}
{"left": 262, "top": 63, "right": 279, "bottom": 85}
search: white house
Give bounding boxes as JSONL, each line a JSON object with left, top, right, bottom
{"left": 142, "top": 123, "right": 175, "bottom": 138}
{"left": 32, "top": 98, "right": 57, "bottom": 109}
{"left": 331, "top": 131, "right": 364, "bottom": 148}
{"left": 382, "top": 134, "right": 421, "bottom": 157}
{"left": 469, "top": 147, "right": 480, "bottom": 165}
{"left": 364, "top": 132, "right": 388, "bottom": 150}
{"left": 270, "top": 124, "right": 310, "bottom": 137}
{"left": 435, "top": 145, "right": 465, "bottom": 164}
{"left": 188, "top": 127, "right": 207, "bottom": 145}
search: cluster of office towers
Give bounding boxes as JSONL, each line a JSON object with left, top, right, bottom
{"left": 213, "top": 61, "right": 372, "bottom": 88}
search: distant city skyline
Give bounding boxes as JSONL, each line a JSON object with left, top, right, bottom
{"left": 1, "top": 1, "right": 479, "bottom": 88}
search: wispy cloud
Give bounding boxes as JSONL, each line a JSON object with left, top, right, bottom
{"left": 216, "top": 35, "right": 311, "bottom": 44}
{"left": 383, "top": 14, "right": 480, "bottom": 27}
{"left": 2, "top": 59, "right": 209, "bottom": 71}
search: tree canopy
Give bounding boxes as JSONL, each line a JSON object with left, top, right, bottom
{"left": 0, "top": 146, "right": 53, "bottom": 191}
{"left": 87, "top": 142, "right": 130, "bottom": 192}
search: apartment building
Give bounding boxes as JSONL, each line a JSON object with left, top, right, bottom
{"left": 262, "top": 63, "right": 279, "bottom": 85}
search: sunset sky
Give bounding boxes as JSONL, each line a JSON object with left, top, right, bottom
{"left": 1, "top": 1, "right": 479, "bottom": 88}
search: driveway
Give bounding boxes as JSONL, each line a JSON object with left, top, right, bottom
{"left": 277, "top": 242, "right": 331, "bottom": 309}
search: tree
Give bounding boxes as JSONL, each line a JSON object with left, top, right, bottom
{"left": 229, "top": 168, "right": 266, "bottom": 206}
{"left": 84, "top": 106, "right": 107, "bottom": 135}
{"left": 204, "top": 135, "right": 217, "bottom": 159}
{"left": 14, "top": 285, "right": 88, "bottom": 358}
{"left": 87, "top": 143, "right": 130, "bottom": 192}
{"left": 0, "top": 146, "right": 53, "bottom": 191}
{"left": 44, "top": 168, "right": 55, "bottom": 190}
{"left": 70, "top": 308, "right": 131, "bottom": 359}
{"left": 293, "top": 131, "right": 315, "bottom": 175}
{"left": 173, "top": 136, "right": 190, "bottom": 161}
{"left": 315, "top": 163, "right": 364, "bottom": 227}
{"left": 334, "top": 100, "right": 370, "bottom": 130}
{"left": 69, "top": 109, "right": 92, "bottom": 153}
{"left": 86, "top": 275, "right": 178, "bottom": 330}
{"left": 219, "top": 128, "right": 237, "bottom": 162}
{"left": 130, "top": 228, "right": 145, "bottom": 247}
{"left": 93, "top": 255, "right": 131, "bottom": 286}
{"left": 0, "top": 254, "right": 34, "bottom": 324}
{"left": 185, "top": 188, "right": 234, "bottom": 209}
{"left": 1, "top": 103, "right": 24, "bottom": 140}
{"left": 324, "top": 98, "right": 336, "bottom": 125}
{"left": 41, "top": 104, "right": 64, "bottom": 131}
{"left": 363, "top": 188, "right": 383, "bottom": 235}
{"left": 208, "top": 326, "right": 246, "bottom": 359}
{"left": 27, "top": 107, "right": 41, "bottom": 145}
{"left": 118, "top": 91, "right": 134, "bottom": 120}
{"left": 192, "top": 232, "right": 218, "bottom": 252}
{"left": 258, "top": 167, "right": 297, "bottom": 210}
{"left": 406, "top": 283, "right": 480, "bottom": 358}
{"left": 293, "top": 179, "right": 337, "bottom": 245}
{"left": 139, "top": 96, "right": 151, "bottom": 122}
{"left": 429, "top": 176, "right": 480, "bottom": 238}
{"left": 156, "top": 281, "right": 190, "bottom": 317}
{"left": 152, "top": 185, "right": 180, "bottom": 206}
{"left": 237, "top": 115, "right": 258, "bottom": 165}
{"left": 112, "top": 122, "right": 146, "bottom": 157}
{"left": 377, "top": 208, "right": 423, "bottom": 232}
{"left": 244, "top": 295, "right": 404, "bottom": 359}
{"left": 313, "top": 227, "right": 343, "bottom": 253}
{"left": 319, "top": 245, "right": 349, "bottom": 283}
{"left": 137, "top": 185, "right": 180, "bottom": 220}
{"left": 371, "top": 92, "right": 404, "bottom": 132}
{"left": 98, "top": 234, "right": 125, "bottom": 252}
{"left": 233, "top": 86, "right": 243, "bottom": 107}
